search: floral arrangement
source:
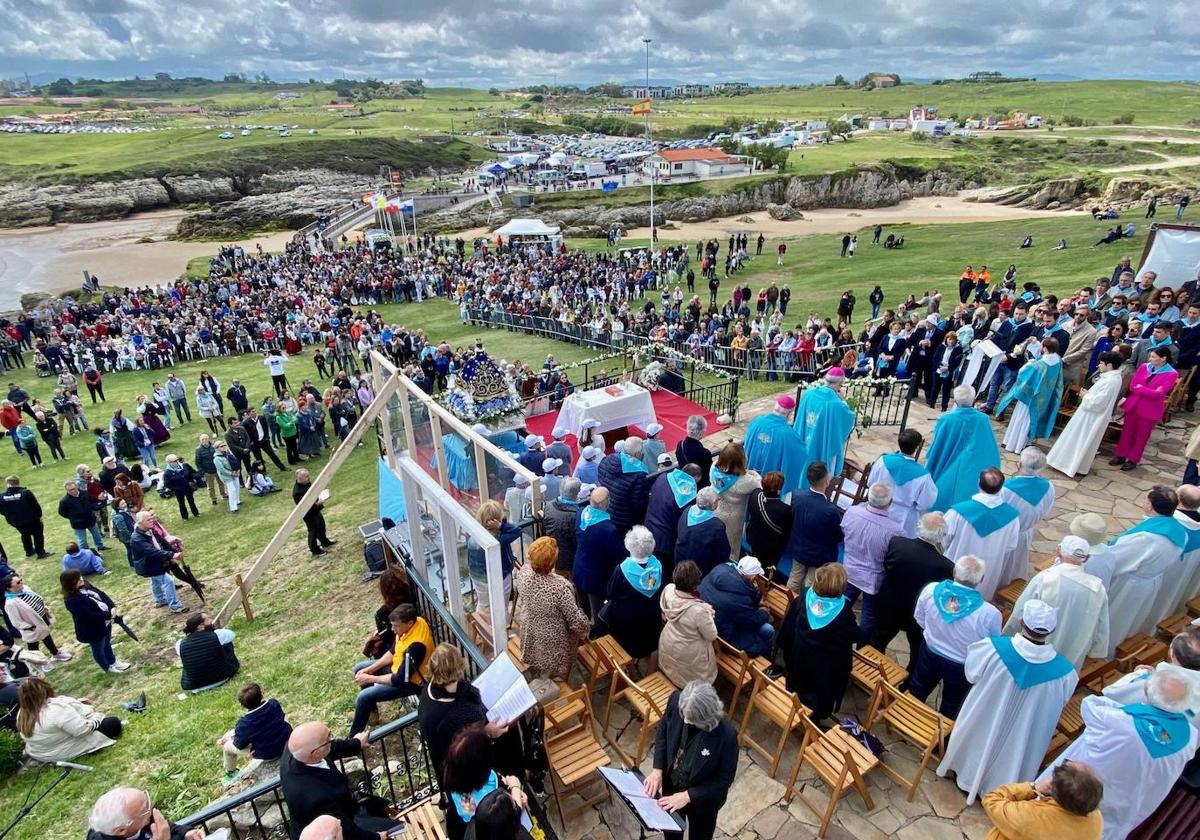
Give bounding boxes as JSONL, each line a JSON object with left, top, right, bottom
{"left": 638, "top": 360, "right": 666, "bottom": 391}
{"left": 438, "top": 350, "right": 526, "bottom": 424}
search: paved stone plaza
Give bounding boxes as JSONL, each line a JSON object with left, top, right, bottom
{"left": 560, "top": 388, "right": 1190, "bottom": 840}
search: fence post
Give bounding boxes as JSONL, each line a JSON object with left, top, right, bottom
{"left": 235, "top": 574, "right": 254, "bottom": 622}
{"left": 898, "top": 386, "right": 913, "bottom": 433}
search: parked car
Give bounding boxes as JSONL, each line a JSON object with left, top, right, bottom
{"left": 218, "top": 132, "right": 234, "bottom": 139}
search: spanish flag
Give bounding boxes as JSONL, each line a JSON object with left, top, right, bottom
{"left": 632, "top": 98, "right": 651, "bottom": 116}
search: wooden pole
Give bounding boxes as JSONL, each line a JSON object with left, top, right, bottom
{"left": 235, "top": 574, "right": 254, "bottom": 622}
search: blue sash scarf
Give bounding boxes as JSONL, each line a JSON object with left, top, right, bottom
{"left": 687, "top": 506, "right": 716, "bottom": 527}
{"left": 556, "top": 496, "right": 578, "bottom": 509}
{"left": 620, "top": 556, "right": 663, "bottom": 597}
{"left": 666, "top": 469, "right": 698, "bottom": 508}
{"left": 952, "top": 499, "right": 1019, "bottom": 537}
{"left": 580, "top": 506, "right": 611, "bottom": 531}
{"left": 805, "top": 588, "right": 846, "bottom": 630}
{"left": 933, "top": 580, "right": 984, "bottom": 623}
{"left": 1112, "top": 515, "right": 1188, "bottom": 552}
{"left": 1005, "top": 475, "right": 1052, "bottom": 508}
{"left": 1123, "top": 704, "right": 1192, "bottom": 759}
{"left": 709, "top": 466, "right": 737, "bottom": 494}
{"left": 453, "top": 769, "right": 499, "bottom": 821}
{"left": 881, "top": 453, "right": 928, "bottom": 486}
{"left": 1146, "top": 360, "right": 1176, "bottom": 375}
{"left": 1183, "top": 521, "right": 1200, "bottom": 555}
{"left": 990, "top": 636, "right": 1074, "bottom": 689}
{"left": 620, "top": 452, "right": 648, "bottom": 474}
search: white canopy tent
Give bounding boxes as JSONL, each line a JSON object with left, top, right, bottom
{"left": 494, "top": 218, "right": 564, "bottom": 249}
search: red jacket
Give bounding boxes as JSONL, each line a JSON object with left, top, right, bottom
{"left": 0, "top": 405, "right": 21, "bottom": 432}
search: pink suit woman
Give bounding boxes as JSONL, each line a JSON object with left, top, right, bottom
{"left": 1111, "top": 347, "right": 1179, "bottom": 469}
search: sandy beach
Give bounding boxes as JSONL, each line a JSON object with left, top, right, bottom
{"left": 0, "top": 210, "right": 296, "bottom": 311}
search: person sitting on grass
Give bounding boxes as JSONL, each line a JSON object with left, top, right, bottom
{"left": 16, "top": 675, "right": 121, "bottom": 763}
{"left": 249, "top": 461, "right": 280, "bottom": 496}
{"left": 62, "top": 541, "right": 108, "bottom": 576}
{"left": 175, "top": 612, "right": 240, "bottom": 692}
{"left": 217, "top": 681, "right": 293, "bottom": 786}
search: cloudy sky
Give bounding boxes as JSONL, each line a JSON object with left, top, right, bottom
{"left": 1, "top": 0, "right": 1197, "bottom": 85}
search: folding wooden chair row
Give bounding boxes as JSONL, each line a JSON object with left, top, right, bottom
{"left": 849, "top": 646, "right": 908, "bottom": 720}
{"left": 601, "top": 649, "right": 677, "bottom": 765}
{"left": 543, "top": 687, "right": 611, "bottom": 829}
{"left": 864, "top": 682, "right": 953, "bottom": 802}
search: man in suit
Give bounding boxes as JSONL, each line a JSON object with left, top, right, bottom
{"left": 870, "top": 512, "right": 953, "bottom": 668}
{"left": 784, "top": 462, "right": 844, "bottom": 593}
{"left": 906, "top": 316, "right": 944, "bottom": 403}
{"left": 224, "top": 419, "right": 255, "bottom": 480}
{"left": 280, "top": 721, "right": 395, "bottom": 840}
{"left": 242, "top": 406, "right": 288, "bottom": 471}
{"left": 675, "top": 415, "right": 713, "bottom": 488}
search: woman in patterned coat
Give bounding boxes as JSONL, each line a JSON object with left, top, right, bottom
{"left": 513, "top": 537, "right": 590, "bottom": 680}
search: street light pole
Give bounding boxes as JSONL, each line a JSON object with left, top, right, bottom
{"left": 643, "top": 37, "right": 654, "bottom": 245}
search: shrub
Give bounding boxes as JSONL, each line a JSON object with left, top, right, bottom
{"left": 0, "top": 729, "right": 23, "bottom": 778}
{"left": 1113, "top": 113, "right": 1135, "bottom": 125}
{"left": 1061, "top": 114, "right": 1085, "bottom": 127}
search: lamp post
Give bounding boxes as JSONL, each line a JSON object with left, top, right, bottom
{"left": 643, "top": 37, "right": 654, "bottom": 244}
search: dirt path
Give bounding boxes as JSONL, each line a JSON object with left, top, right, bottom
{"left": 1101, "top": 154, "right": 1200, "bottom": 173}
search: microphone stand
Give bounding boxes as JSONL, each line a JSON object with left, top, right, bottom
{"left": 0, "top": 765, "right": 73, "bottom": 840}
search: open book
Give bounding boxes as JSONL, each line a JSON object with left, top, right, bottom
{"left": 597, "top": 767, "right": 683, "bottom": 831}
{"left": 472, "top": 651, "right": 537, "bottom": 724}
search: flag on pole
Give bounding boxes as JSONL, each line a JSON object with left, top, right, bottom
{"left": 632, "top": 99, "right": 651, "bottom": 116}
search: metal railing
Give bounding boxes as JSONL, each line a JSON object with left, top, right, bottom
{"left": 181, "top": 553, "right": 487, "bottom": 838}
{"left": 793, "top": 377, "right": 915, "bottom": 433}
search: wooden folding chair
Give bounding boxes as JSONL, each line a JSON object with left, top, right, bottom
{"left": 574, "top": 635, "right": 631, "bottom": 695}
{"left": 1157, "top": 613, "right": 1192, "bottom": 642}
{"left": 713, "top": 638, "right": 755, "bottom": 719}
{"left": 1078, "top": 658, "right": 1122, "bottom": 694}
{"left": 544, "top": 688, "right": 611, "bottom": 828}
{"left": 394, "top": 799, "right": 449, "bottom": 839}
{"left": 738, "top": 662, "right": 809, "bottom": 778}
{"left": 1054, "top": 384, "right": 1082, "bottom": 431}
{"left": 850, "top": 646, "right": 908, "bottom": 720}
{"left": 827, "top": 459, "right": 872, "bottom": 510}
{"left": 865, "top": 682, "right": 953, "bottom": 801}
{"left": 467, "top": 611, "right": 496, "bottom": 659}
{"left": 601, "top": 651, "right": 676, "bottom": 765}
{"left": 1116, "top": 633, "right": 1168, "bottom": 670}
{"left": 1188, "top": 596, "right": 1200, "bottom": 618}
{"left": 995, "top": 578, "right": 1027, "bottom": 610}
{"left": 1164, "top": 367, "right": 1195, "bottom": 422}
{"left": 756, "top": 577, "right": 797, "bottom": 627}
{"left": 786, "top": 714, "right": 880, "bottom": 837}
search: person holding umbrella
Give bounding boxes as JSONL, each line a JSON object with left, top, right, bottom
{"left": 128, "top": 509, "right": 187, "bottom": 613}
{"left": 60, "top": 569, "right": 132, "bottom": 674}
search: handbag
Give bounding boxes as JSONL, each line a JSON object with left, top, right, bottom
{"left": 839, "top": 715, "right": 885, "bottom": 756}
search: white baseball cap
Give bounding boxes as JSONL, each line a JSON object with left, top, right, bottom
{"left": 1059, "top": 535, "right": 1091, "bottom": 561}
{"left": 524, "top": 434, "right": 544, "bottom": 448}
{"left": 736, "top": 556, "right": 765, "bottom": 577}
{"left": 657, "top": 453, "right": 673, "bottom": 466}
{"left": 581, "top": 418, "right": 601, "bottom": 431}
{"left": 645, "top": 423, "right": 663, "bottom": 437}
{"left": 541, "top": 457, "right": 563, "bottom": 473}
{"left": 1022, "top": 599, "right": 1058, "bottom": 634}
{"left": 514, "top": 473, "right": 531, "bottom": 487}
{"left": 552, "top": 425, "right": 568, "bottom": 439}
{"left": 471, "top": 423, "right": 490, "bottom": 435}
{"left": 577, "top": 483, "right": 596, "bottom": 502}
{"left": 581, "top": 446, "right": 600, "bottom": 461}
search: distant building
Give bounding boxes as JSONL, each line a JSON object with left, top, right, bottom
{"left": 867, "top": 118, "right": 889, "bottom": 131}
{"left": 275, "top": 92, "right": 300, "bottom": 101}
{"left": 805, "top": 119, "right": 827, "bottom": 131}
{"left": 621, "top": 85, "right": 675, "bottom": 99}
{"left": 969, "top": 71, "right": 1004, "bottom": 81}
{"left": 873, "top": 74, "right": 898, "bottom": 88}
{"left": 643, "top": 147, "right": 746, "bottom": 179}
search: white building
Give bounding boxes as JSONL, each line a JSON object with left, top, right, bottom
{"left": 643, "top": 147, "right": 747, "bottom": 179}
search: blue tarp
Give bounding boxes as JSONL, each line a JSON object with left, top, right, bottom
{"left": 378, "top": 457, "right": 407, "bottom": 523}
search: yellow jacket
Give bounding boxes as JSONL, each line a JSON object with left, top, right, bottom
{"left": 982, "top": 783, "right": 1102, "bottom": 840}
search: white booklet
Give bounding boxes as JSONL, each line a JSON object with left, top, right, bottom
{"left": 597, "top": 767, "right": 682, "bottom": 832}
{"left": 317, "top": 489, "right": 331, "bottom": 502}
{"left": 472, "top": 651, "right": 537, "bottom": 723}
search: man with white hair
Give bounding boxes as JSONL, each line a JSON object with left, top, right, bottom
{"left": 1102, "top": 626, "right": 1200, "bottom": 734}
{"left": 840, "top": 482, "right": 905, "bottom": 641}
{"left": 597, "top": 435, "right": 649, "bottom": 532}
{"left": 925, "top": 385, "right": 1002, "bottom": 511}
{"left": 938, "top": 599, "right": 1077, "bottom": 804}
{"left": 86, "top": 786, "right": 205, "bottom": 840}
{"left": 943, "top": 468, "right": 1021, "bottom": 601}
{"left": 1005, "top": 536, "right": 1109, "bottom": 670}
{"left": 543, "top": 475, "right": 582, "bottom": 578}
{"left": 675, "top": 414, "right": 713, "bottom": 486}
{"left": 1041, "top": 670, "right": 1200, "bottom": 840}
{"left": 792, "top": 367, "right": 855, "bottom": 490}
{"left": 867, "top": 428, "right": 938, "bottom": 537}
{"left": 999, "top": 446, "right": 1057, "bottom": 586}
{"left": 574, "top": 486, "right": 624, "bottom": 617}
{"left": 907, "top": 555, "right": 1002, "bottom": 719}
{"left": 128, "top": 508, "right": 186, "bottom": 613}
{"left": 871, "top": 512, "right": 953, "bottom": 668}
{"left": 744, "top": 394, "right": 807, "bottom": 497}
{"left": 675, "top": 486, "right": 731, "bottom": 577}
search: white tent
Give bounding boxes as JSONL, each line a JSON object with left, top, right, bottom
{"left": 495, "top": 218, "right": 561, "bottom": 238}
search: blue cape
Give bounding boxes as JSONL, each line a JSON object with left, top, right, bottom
{"left": 620, "top": 556, "right": 663, "bottom": 597}
{"left": 744, "top": 412, "right": 807, "bottom": 497}
{"left": 710, "top": 466, "right": 738, "bottom": 494}
{"left": 1123, "top": 704, "right": 1193, "bottom": 759}
{"left": 1004, "top": 475, "right": 1052, "bottom": 508}
{"left": 792, "top": 385, "right": 855, "bottom": 490}
{"left": 666, "top": 469, "right": 698, "bottom": 508}
{"left": 926, "top": 407, "right": 1002, "bottom": 512}
{"left": 805, "top": 587, "right": 847, "bottom": 629}
{"left": 620, "top": 452, "right": 648, "bottom": 474}
{"left": 933, "top": 580, "right": 985, "bottom": 623}
{"left": 1112, "top": 515, "right": 1188, "bottom": 552}
{"left": 453, "top": 770, "right": 498, "bottom": 821}
{"left": 580, "top": 506, "right": 611, "bottom": 531}
{"left": 952, "top": 498, "right": 1019, "bottom": 537}
{"left": 881, "top": 453, "right": 928, "bottom": 486}
{"left": 990, "top": 636, "right": 1074, "bottom": 689}
{"left": 995, "top": 356, "right": 1064, "bottom": 440}
{"left": 687, "top": 507, "right": 716, "bottom": 527}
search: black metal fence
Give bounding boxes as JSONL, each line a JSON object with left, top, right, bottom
{"left": 179, "top": 554, "right": 488, "bottom": 838}
{"left": 793, "top": 378, "right": 915, "bottom": 433}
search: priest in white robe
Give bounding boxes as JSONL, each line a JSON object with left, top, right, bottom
{"left": 1040, "top": 670, "right": 1199, "bottom": 840}
{"left": 999, "top": 446, "right": 1057, "bottom": 586}
{"left": 1171, "top": 484, "right": 1200, "bottom": 615}
{"left": 1070, "top": 512, "right": 1117, "bottom": 591}
{"left": 1103, "top": 627, "right": 1200, "bottom": 731}
{"left": 1046, "top": 351, "right": 1124, "bottom": 477}
{"left": 995, "top": 338, "right": 1064, "bottom": 454}
{"left": 867, "top": 427, "right": 938, "bottom": 538}
{"left": 1107, "top": 487, "right": 1189, "bottom": 654}
{"left": 937, "top": 599, "right": 1078, "bottom": 804}
{"left": 943, "top": 468, "right": 1022, "bottom": 601}
{"left": 1004, "top": 536, "right": 1109, "bottom": 670}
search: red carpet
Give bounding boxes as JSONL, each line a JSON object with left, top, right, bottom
{"left": 526, "top": 389, "right": 728, "bottom": 468}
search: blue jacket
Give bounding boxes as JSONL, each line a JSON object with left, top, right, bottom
{"left": 128, "top": 528, "right": 176, "bottom": 578}
{"left": 674, "top": 511, "right": 731, "bottom": 577}
{"left": 784, "top": 489, "right": 843, "bottom": 569}
{"left": 573, "top": 514, "right": 623, "bottom": 596}
{"left": 644, "top": 472, "right": 691, "bottom": 558}
{"left": 518, "top": 449, "right": 545, "bottom": 476}
{"left": 62, "top": 548, "right": 106, "bottom": 576}
{"left": 596, "top": 453, "right": 648, "bottom": 532}
{"left": 63, "top": 585, "right": 115, "bottom": 644}
{"left": 233, "top": 698, "right": 293, "bottom": 760}
{"left": 699, "top": 563, "right": 770, "bottom": 653}
{"left": 466, "top": 520, "right": 522, "bottom": 578}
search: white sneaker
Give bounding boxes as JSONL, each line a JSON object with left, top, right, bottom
{"left": 39, "top": 662, "right": 55, "bottom": 673}
{"left": 109, "top": 662, "right": 132, "bottom": 673}
{"left": 52, "top": 652, "right": 73, "bottom": 662}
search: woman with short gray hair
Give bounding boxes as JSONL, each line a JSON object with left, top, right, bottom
{"left": 643, "top": 680, "right": 738, "bottom": 840}
{"left": 599, "top": 525, "right": 664, "bottom": 665}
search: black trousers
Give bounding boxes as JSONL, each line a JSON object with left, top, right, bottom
{"left": 271, "top": 374, "right": 288, "bottom": 397}
{"left": 175, "top": 490, "right": 200, "bottom": 520}
{"left": 232, "top": 449, "right": 253, "bottom": 480}
{"left": 305, "top": 512, "right": 333, "bottom": 553}
{"left": 663, "top": 803, "right": 718, "bottom": 840}
{"left": 929, "top": 376, "right": 954, "bottom": 410}
{"left": 870, "top": 618, "right": 924, "bottom": 672}
{"left": 17, "top": 522, "right": 45, "bottom": 556}
{"left": 251, "top": 441, "right": 287, "bottom": 470}
{"left": 284, "top": 436, "right": 300, "bottom": 464}
{"left": 86, "top": 382, "right": 105, "bottom": 402}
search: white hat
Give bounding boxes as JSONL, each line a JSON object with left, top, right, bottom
{"left": 1059, "top": 535, "right": 1091, "bottom": 561}
{"left": 581, "top": 418, "right": 601, "bottom": 431}
{"left": 657, "top": 453, "right": 673, "bottom": 466}
{"left": 1022, "top": 599, "right": 1057, "bottom": 634}
{"left": 645, "top": 423, "right": 663, "bottom": 437}
{"left": 541, "top": 457, "right": 563, "bottom": 473}
{"left": 524, "top": 434, "right": 544, "bottom": 448}
{"left": 552, "top": 425, "right": 568, "bottom": 439}
{"left": 514, "top": 473, "right": 531, "bottom": 487}
{"left": 736, "top": 556, "right": 765, "bottom": 577}
{"left": 577, "top": 483, "right": 596, "bottom": 502}
{"left": 471, "top": 423, "right": 490, "bottom": 435}
{"left": 581, "top": 446, "right": 600, "bottom": 461}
